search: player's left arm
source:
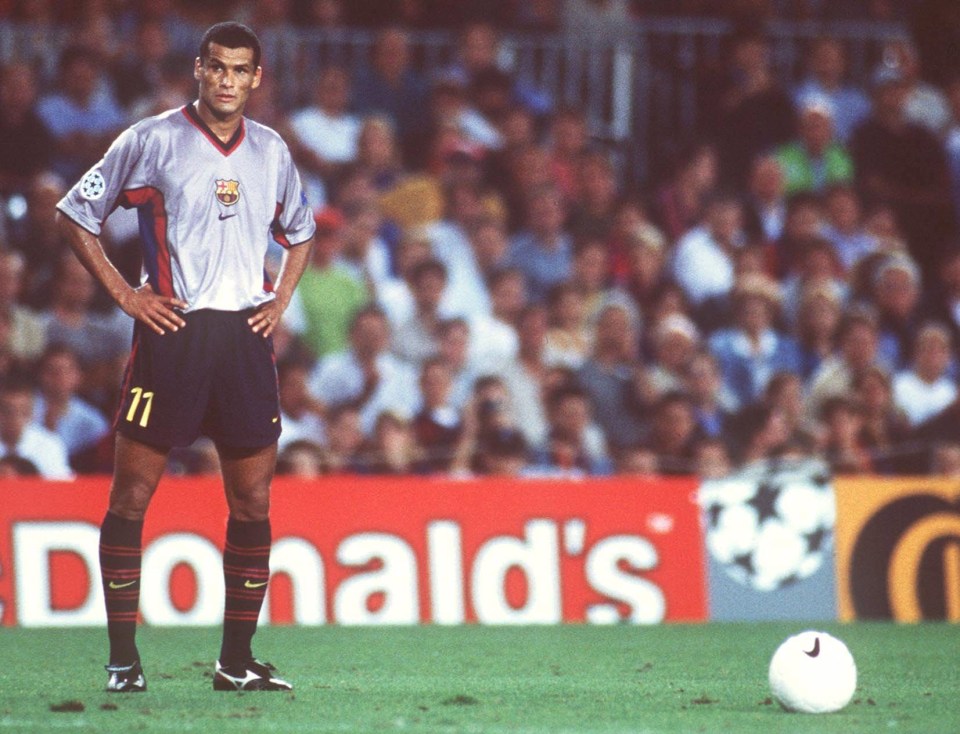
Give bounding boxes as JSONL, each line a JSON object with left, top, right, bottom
{"left": 249, "top": 236, "right": 314, "bottom": 337}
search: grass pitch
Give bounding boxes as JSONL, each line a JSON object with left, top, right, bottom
{"left": 0, "top": 623, "right": 957, "bottom": 734}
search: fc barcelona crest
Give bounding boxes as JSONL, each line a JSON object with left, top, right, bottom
{"left": 215, "top": 179, "right": 240, "bottom": 206}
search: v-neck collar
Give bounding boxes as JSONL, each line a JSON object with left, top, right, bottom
{"left": 182, "top": 103, "right": 245, "bottom": 155}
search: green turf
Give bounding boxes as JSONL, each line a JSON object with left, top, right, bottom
{"left": 0, "top": 623, "right": 957, "bottom": 733}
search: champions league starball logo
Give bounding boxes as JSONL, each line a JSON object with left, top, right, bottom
{"left": 699, "top": 459, "right": 835, "bottom": 592}
{"left": 79, "top": 170, "right": 106, "bottom": 200}
{"left": 215, "top": 179, "right": 240, "bottom": 206}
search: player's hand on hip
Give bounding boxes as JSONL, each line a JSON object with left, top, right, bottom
{"left": 120, "top": 283, "right": 188, "bottom": 335}
{"left": 249, "top": 300, "right": 282, "bottom": 337}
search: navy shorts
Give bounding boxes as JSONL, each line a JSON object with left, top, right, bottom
{"left": 115, "top": 309, "right": 281, "bottom": 449}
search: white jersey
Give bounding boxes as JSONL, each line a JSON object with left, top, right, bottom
{"left": 57, "top": 104, "right": 316, "bottom": 313}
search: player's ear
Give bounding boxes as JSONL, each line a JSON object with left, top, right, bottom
{"left": 251, "top": 65, "right": 262, "bottom": 90}
{"left": 194, "top": 56, "right": 202, "bottom": 81}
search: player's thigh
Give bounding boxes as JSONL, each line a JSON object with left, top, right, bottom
{"left": 108, "top": 434, "right": 170, "bottom": 520}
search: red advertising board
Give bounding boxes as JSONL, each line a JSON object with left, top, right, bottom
{"left": 0, "top": 476, "right": 707, "bottom": 626}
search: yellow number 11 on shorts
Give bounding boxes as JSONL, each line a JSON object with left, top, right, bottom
{"left": 126, "top": 387, "right": 155, "bottom": 427}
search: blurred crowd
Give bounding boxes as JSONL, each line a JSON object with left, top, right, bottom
{"left": 3, "top": 0, "right": 960, "bottom": 480}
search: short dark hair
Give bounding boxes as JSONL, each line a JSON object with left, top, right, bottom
{"left": 199, "top": 22, "right": 262, "bottom": 69}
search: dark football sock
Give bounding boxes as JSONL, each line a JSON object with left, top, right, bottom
{"left": 99, "top": 511, "right": 143, "bottom": 666}
{"left": 220, "top": 517, "right": 271, "bottom": 667}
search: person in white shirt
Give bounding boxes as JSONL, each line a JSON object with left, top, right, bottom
{"left": 0, "top": 379, "right": 73, "bottom": 479}
{"left": 287, "top": 65, "right": 361, "bottom": 205}
{"left": 33, "top": 343, "right": 109, "bottom": 461}
{"left": 892, "top": 323, "right": 958, "bottom": 426}
{"left": 308, "top": 305, "right": 418, "bottom": 435}
{"left": 671, "top": 192, "right": 747, "bottom": 309}
{"left": 277, "top": 359, "right": 325, "bottom": 450}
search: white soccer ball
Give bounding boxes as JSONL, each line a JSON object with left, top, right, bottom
{"left": 768, "top": 630, "right": 857, "bottom": 713}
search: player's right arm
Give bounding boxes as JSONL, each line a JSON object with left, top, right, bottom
{"left": 56, "top": 212, "right": 187, "bottom": 335}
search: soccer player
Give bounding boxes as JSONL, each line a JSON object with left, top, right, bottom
{"left": 55, "top": 22, "right": 316, "bottom": 693}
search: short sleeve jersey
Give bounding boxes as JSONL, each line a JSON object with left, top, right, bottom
{"left": 57, "top": 104, "right": 316, "bottom": 313}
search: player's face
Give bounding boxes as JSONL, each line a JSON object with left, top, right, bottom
{"left": 194, "top": 43, "right": 261, "bottom": 121}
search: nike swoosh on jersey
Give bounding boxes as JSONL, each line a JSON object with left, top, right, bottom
{"left": 108, "top": 580, "right": 138, "bottom": 589}
{"left": 244, "top": 580, "right": 268, "bottom": 589}
{"left": 218, "top": 212, "right": 237, "bottom": 220}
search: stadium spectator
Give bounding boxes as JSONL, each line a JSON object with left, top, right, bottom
{"left": 883, "top": 38, "right": 951, "bottom": 136}
{"left": 620, "top": 222, "right": 671, "bottom": 323}
{"left": 412, "top": 356, "right": 463, "bottom": 472}
{"left": 0, "top": 250, "right": 46, "bottom": 361}
{"left": 426, "top": 181, "right": 494, "bottom": 319}
{"left": 780, "top": 236, "right": 846, "bottom": 329}
{"left": 543, "top": 282, "right": 590, "bottom": 369}
{"left": 547, "top": 106, "right": 590, "bottom": 202}
{"left": 853, "top": 364, "right": 910, "bottom": 473}
{"left": 670, "top": 191, "right": 748, "bottom": 314}
{"left": 354, "top": 410, "right": 427, "bottom": 474}
{"left": 500, "top": 304, "right": 551, "bottom": 449}
{"left": 685, "top": 349, "right": 736, "bottom": 439}
{"left": 576, "top": 299, "right": 646, "bottom": 450}
{"left": 277, "top": 358, "right": 326, "bottom": 450}
{"left": 791, "top": 279, "right": 844, "bottom": 379}
{"left": 36, "top": 44, "right": 127, "bottom": 181}
{"left": 392, "top": 258, "right": 449, "bottom": 368}
{"left": 436, "top": 317, "right": 476, "bottom": 409}
{"left": 276, "top": 439, "right": 327, "bottom": 477}
{"left": 742, "top": 154, "right": 788, "bottom": 245}
{"left": 850, "top": 64, "right": 956, "bottom": 283}
{"left": 807, "top": 305, "right": 885, "bottom": 417}
{"left": 569, "top": 237, "right": 614, "bottom": 322}
{"left": 33, "top": 344, "right": 110, "bottom": 468}
{"left": 892, "top": 323, "right": 957, "bottom": 427}
{"left": 770, "top": 191, "right": 827, "bottom": 278}
{"left": 337, "top": 200, "right": 392, "bottom": 293}
{"left": 508, "top": 184, "right": 574, "bottom": 303}
{"left": 321, "top": 403, "right": 364, "bottom": 474}
{"left": 110, "top": 19, "right": 174, "bottom": 111}
{"left": 308, "top": 305, "right": 419, "bottom": 436}
{"left": 822, "top": 184, "right": 879, "bottom": 273}
{"left": 653, "top": 141, "right": 719, "bottom": 243}
{"left": 708, "top": 274, "right": 801, "bottom": 408}
{"left": 0, "top": 378, "right": 73, "bottom": 479}
{"left": 286, "top": 65, "right": 361, "bottom": 196}
{"left": 538, "top": 384, "right": 612, "bottom": 475}
{"left": 351, "top": 27, "right": 429, "bottom": 151}
{"left": 468, "top": 216, "right": 511, "bottom": 280}
{"left": 775, "top": 98, "right": 855, "bottom": 195}
{"left": 355, "top": 115, "right": 408, "bottom": 194}
{"left": 38, "top": 252, "right": 133, "bottom": 375}
{"left": 9, "top": 172, "right": 70, "bottom": 308}
{"left": 645, "top": 313, "right": 700, "bottom": 398}
{"left": 569, "top": 150, "right": 621, "bottom": 241}
{"left": 468, "top": 267, "right": 523, "bottom": 374}
{"left": 284, "top": 208, "right": 368, "bottom": 360}
{"left": 693, "top": 436, "right": 733, "bottom": 478}
{"left": 646, "top": 390, "right": 702, "bottom": 475}
{"left": 763, "top": 370, "right": 818, "bottom": 452}
{"left": 869, "top": 253, "right": 924, "bottom": 370}
{"left": 0, "top": 62, "right": 53, "bottom": 196}
{"left": 818, "top": 395, "right": 873, "bottom": 473}
{"left": 793, "top": 37, "right": 871, "bottom": 143}
{"left": 713, "top": 30, "right": 796, "bottom": 188}
{"left": 473, "top": 425, "right": 531, "bottom": 476}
